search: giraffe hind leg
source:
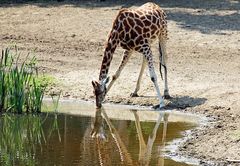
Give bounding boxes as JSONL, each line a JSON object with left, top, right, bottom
{"left": 143, "top": 46, "right": 165, "bottom": 109}
{"left": 159, "top": 40, "right": 171, "bottom": 99}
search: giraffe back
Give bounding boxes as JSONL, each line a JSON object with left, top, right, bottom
{"left": 110, "top": 2, "right": 167, "bottom": 51}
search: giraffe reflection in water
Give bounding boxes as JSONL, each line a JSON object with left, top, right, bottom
{"left": 88, "top": 108, "right": 169, "bottom": 166}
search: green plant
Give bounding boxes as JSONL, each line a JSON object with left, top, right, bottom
{"left": 0, "top": 47, "right": 48, "bottom": 113}
{"left": 27, "top": 78, "right": 46, "bottom": 113}
{"left": 0, "top": 48, "right": 13, "bottom": 111}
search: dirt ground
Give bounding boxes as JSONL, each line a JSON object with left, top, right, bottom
{"left": 0, "top": 0, "right": 240, "bottom": 165}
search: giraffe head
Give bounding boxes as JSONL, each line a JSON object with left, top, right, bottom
{"left": 92, "top": 77, "right": 109, "bottom": 108}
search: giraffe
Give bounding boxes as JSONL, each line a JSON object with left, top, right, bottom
{"left": 92, "top": 2, "right": 170, "bottom": 109}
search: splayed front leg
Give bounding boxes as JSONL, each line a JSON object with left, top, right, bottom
{"left": 130, "top": 57, "right": 147, "bottom": 98}
{"left": 106, "top": 50, "right": 132, "bottom": 93}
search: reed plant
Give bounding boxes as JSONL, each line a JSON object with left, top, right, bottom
{"left": 0, "top": 47, "right": 47, "bottom": 113}
{"left": 0, "top": 48, "right": 13, "bottom": 111}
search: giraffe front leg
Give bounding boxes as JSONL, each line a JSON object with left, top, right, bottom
{"left": 106, "top": 50, "right": 132, "bottom": 93}
{"left": 130, "top": 57, "right": 147, "bottom": 97}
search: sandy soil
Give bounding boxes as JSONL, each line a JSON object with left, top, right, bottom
{"left": 0, "top": 0, "right": 240, "bottom": 165}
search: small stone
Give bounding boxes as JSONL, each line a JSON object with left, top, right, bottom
{"left": 216, "top": 124, "right": 223, "bottom": 128}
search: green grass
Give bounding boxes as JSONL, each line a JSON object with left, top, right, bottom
{"left": 0, "top": 47, "right": 48, "bottom": 113}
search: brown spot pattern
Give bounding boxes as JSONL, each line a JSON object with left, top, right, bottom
{"left": 99, "top": 2, "right": 168, "bottom": 81}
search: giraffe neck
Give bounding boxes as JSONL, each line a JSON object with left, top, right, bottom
{"left": 99, "top": 31, "right": 119, "bottom": 83}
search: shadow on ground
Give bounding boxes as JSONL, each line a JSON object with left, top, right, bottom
{"left": 1, "top": 0, "right": 239, "bottom": 34}
{"left": 135, "top": 95, "right": 207, "bottom": 110}
{"left": 166, "top": 8, "right": 240, "bottom": 34}
{"left": 165, "top": 95, "right": 207, "bottom": 110}
{"left": 0, "top": 0, "right": 240, "bottom": 35}
{"left": 1, "top": 0, "right": 239, "bottom": 9}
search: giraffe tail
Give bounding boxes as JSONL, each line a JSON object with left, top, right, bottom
{"left": 159, "top": 42, "right": 164, "bottom": 80}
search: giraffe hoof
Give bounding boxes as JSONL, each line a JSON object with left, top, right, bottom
{"left": 164, "top": 95, "right": 172, "bottom": 99}
{"left": 130, "top": 93, "right": 139, "bottom": 97}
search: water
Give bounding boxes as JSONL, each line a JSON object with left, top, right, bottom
{"left": 0, "top": 100, "right": 201, "bottom": 166}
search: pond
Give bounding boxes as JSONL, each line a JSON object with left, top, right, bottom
{"left": 0, "top": 100, "right": 202, "bottom": 166}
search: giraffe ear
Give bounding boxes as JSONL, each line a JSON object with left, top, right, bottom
{"left": 92, "top": 80, "right": 98, "bottom": 89}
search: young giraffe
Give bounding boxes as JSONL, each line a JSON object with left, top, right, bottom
{"left": 92, "top": 2, "right": 170, "bottom": 109}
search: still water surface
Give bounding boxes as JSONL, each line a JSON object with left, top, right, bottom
{"left": 0, "top": 101, "right": 199, "bottom": 166}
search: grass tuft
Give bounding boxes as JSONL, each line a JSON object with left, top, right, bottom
{"left": 0, "top": 47, "right": 48, "bottom": 113}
